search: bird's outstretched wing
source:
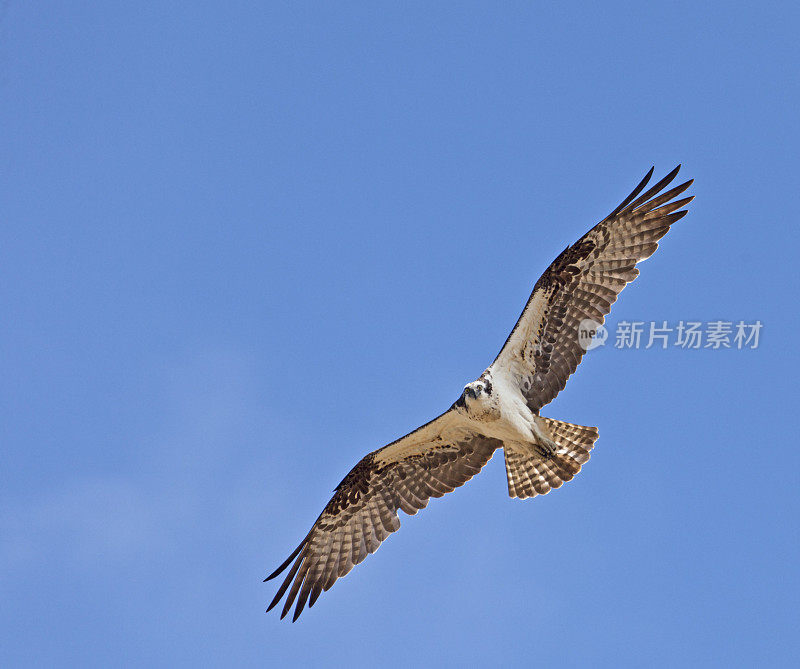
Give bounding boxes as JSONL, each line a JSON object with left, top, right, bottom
{"left": 490, "top": 165, "right": 693, "bottom": 411}
{"left": 265, "top": 410, "right": 502, "bottom": 621}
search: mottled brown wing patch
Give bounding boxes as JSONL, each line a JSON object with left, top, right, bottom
{"left": 265, "top": 431, "right": 501, "bottom": 621}
{"left": 493, "top": 165, "right": 693, "bottom": 411}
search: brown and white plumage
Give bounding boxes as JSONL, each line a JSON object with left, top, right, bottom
{"left": 493, "top": 165, "right": 693, "bottom": 411}
{"left": 266, "top": 412, "right": 502, "bottom": 621}
{"left": 266, "top": 166, "right": 693, "bottom": 621}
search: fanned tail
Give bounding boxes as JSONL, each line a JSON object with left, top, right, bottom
{"left": 504, "top": 418, "right": 598, "bottom": 499}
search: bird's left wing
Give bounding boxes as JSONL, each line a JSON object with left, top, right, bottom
{"left": 490, "top": 165, "right": 694, "bottom": 411}
{"left": 265, "top": 409, "right": 502, "bottom": 621}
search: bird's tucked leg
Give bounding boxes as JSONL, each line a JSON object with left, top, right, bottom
{"left": 529, "top": 416, "right": 560, "bottom": 459}
{"left": 532, "top": 437, "right": 559, "bottom": 459}
{"left": 504, "top": 417, "right": 599, "bottom": 499}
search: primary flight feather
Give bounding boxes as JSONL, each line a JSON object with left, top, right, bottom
{"left": 266, "top": 166, "right": 694, "bottom": 621}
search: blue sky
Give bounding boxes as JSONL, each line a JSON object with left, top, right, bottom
{"left": 2, "top": 2, "right": 799, "bottom": 667}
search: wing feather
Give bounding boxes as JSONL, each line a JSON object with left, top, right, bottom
{"left": 491, "top": 166, "right": 693, "bottom": 410}
{"left": 265, "top": 410, "right": 501, "bottom": 621}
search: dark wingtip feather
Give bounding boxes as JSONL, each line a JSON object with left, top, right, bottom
{"left": 606, "top": 166, "right": 654, "bottom": 219}
{"left": 628, "top": 165, "right": 683, "bottom": 211}
{"left": 280, "top": 561, "right": 311, "bottom": 620}
{"left": 280, "top": 597, "right": 292, "bottom": 619}
{"left": 291, "top": 574, "right": 314, "bottom": 621}
{"left": 266, "top": 544, "right": 308, "bottom": 614}
{"left": 308, "top": 581, "right": 323, "bottom": 609}
{"left": 264, "top": 538, "right": 306, "bottom": 582}
{"left": 267, "top": 589, "right": 285, "bottom": 613}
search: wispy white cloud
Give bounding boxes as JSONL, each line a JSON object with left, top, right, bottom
{"left": 0, "top": 348, "right": 271, "bottom": 579}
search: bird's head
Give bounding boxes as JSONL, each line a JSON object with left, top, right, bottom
{"left": 454, "top": 376, "right": 493, "bottom": 412}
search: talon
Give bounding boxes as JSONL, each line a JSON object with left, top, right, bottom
{"left": 534, "top": 438, "right": 559, "bottom": 459}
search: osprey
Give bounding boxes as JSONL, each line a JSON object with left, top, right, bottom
{"left": 266, "top": 166, "right": 693, "bottom": 621}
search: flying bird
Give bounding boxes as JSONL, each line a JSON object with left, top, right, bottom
{"left": 266, "top": 166, "right": 693, "bottom": 621}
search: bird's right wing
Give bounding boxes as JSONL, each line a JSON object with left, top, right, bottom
{"left": 265, "top": 409, "right": 502, "bottom": 621}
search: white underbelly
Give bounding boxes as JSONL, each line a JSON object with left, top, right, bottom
{"left": 487, "top": 398, "right": 536, "bottom": 443}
